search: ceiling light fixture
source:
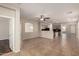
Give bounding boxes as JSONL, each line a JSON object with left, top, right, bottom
{"left": 40, "top": 18, "right": 44, "bottom": 21}
{"left": 40, "top": 15, "right": 50, "bottom": 21}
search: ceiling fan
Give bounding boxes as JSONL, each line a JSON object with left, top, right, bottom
{"left": 39, "top": 15, "right": 50, "bottom": 21}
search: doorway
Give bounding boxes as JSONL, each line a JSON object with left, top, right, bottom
{"left": 0, "top": 17, "right": 12, "bottom": 55}
{"left": 61, "top": 22, "right": 77, "bottom": 40}
{"left": 0, "top": 5, "right": 21, "bottom": 53}
{"left": 53, "top": 23, "right": 61, "bottom": 38}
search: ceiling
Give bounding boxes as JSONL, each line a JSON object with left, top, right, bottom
{"left": 2, "top": 3, "right": 79, "bottom": 23}
{"left": 20, "top": 3, "right": 79, "bottom": 23}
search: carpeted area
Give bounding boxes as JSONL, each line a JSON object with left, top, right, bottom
{"left": 0, "top": 39, "right": 11, "bottom": 55}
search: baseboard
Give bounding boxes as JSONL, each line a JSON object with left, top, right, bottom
{"left": 13, "top": 49, "right": 20, "bottom": 53}
{"left": 23, "top": 37, "right": 40, "bottom": 40}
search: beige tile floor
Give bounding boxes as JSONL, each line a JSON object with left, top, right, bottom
{"left": 2, "top": 34, "right": 79, "bottom": 56}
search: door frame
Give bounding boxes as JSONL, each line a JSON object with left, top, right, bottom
{"left": 0, "top": 5, "right": 21, "bottom": 53}
{"left": 0, "top": 14, "right": 15, "bottom": 52}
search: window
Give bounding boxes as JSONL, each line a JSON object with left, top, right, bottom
{"left": 25, "top": 23, "right": 33, "bottom": 32}
{"left": 61, "top": 25, "right": 66, "bottom": 32}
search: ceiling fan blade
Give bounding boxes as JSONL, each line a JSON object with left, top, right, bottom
{"left": 44, "top": 17, "right": 50, "bottom": 19}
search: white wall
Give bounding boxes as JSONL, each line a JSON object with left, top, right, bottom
{"left": 0, "top": 17, "right": 9, "bottom": 40}
{"left": 21, "top": 18, "right": 53, "bottom": 40}
{"left": 70, "top": 25, "right": 76, "bottom": 34}
{"left": 41, "top": 31, "right": 53, "bottom": 39}
{"left": 21, "top": 18, "right": 40, "bottom": 40}
{"left": 61, "top": 22, "right": 76, "bottom": 33}
{"left": 40, "top": 23, "right": 53, "bottom": 39}
{"left": 77, "top": 22, "right": 79, "bottom": 39}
